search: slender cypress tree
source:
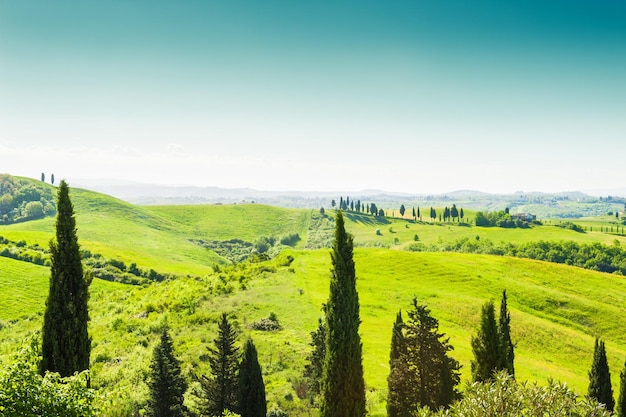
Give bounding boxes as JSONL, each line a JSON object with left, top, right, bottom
{"left": 238, "top": 338, "right": 266, "bottom": 417}
{"left": 588, "top": 338, "right": 614, "bottom": 412}
{"left": 303, "top": 317, "right": 326, "bottom": 402}
{"left": 40, "top": 180, "right": 91, "bottom": 377}
{"left": 387, "top": 311, "right": 411, "bottom": 417}
{"left": 617, "top": 360, "right": 626, "bottom": 417}
{"left": 471, "top": 300, "right": 503, "bottom": 382}
{"left": 146, "top": 327, "right": 188, "bottom": 417}
{"left": 499, "top": 290, "right": 515, "bottom": 377}
{"left": 320, "top": 210, "right": 365, "bottom": 417}
{"left": 198, "top": 313, "right": 240, "bottom": 416}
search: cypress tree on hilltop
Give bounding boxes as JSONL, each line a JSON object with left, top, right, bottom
{"left": 197, "top": 313, "right": 240, "bottom": 416}
{"left": 320, "top": 210, "right": 365, "bottom": 417}
{"left": 499, "top": 290, "right": 515, "bottom": 377}
{"left": 238, "top": 338, "right": 266, "bottom": 417}
{"left": 588, "top": 338, "right": 615, "bottom": 412}
{"left": 471, "top": 300, "right": 503, "bottom": 382}
{"left": 146, "top": 327, "right": 188, "bottom": 417}
{"left": 40, "top": 180, "right": 91, "bottom": 377}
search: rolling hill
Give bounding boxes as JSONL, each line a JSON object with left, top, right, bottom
{"left": 1, "top": 177, "right": 626, "bottom": 416}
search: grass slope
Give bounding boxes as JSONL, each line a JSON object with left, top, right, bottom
{"left": 0, "top": 186, "right": 312, "bottom": 276}
{"left": 2, "top": 181, "right": 626, "bottom": 415}
{"left": 1, "top": 248, "right": 625, "bottom": 415}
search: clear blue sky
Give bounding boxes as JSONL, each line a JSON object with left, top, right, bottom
{"left": 1, "top": 1, "right": 625, "bottom": 193}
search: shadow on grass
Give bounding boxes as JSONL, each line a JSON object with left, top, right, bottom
{"left": 344, "top": 212, "right": 391, "bottom": 225}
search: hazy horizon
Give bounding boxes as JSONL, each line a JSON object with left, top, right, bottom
{"left": 2, "top": 1, "right": 625, "bottom": 195}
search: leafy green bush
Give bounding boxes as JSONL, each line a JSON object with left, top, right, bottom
{"left": 416, "top": 372, "right": 609, "bottom": 416}
{"left": 0, "top": 334, "right": 98, "bottom": 417}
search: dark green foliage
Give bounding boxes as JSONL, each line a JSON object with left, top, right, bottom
{"left": 387, "top": 311, "right": 412, "bottom": 417}
{"left": 197, "top": 313, "right": 240, "bottom": 416}
{"left": 400, "top": 205, "right": 406, "bottom": 217}
{"left": 320, "top": 211, "right": 365, "bottom": 417}
{"left": 451, "top": 204, "right": 459, "bottom": 220}
{"left": 588, "top": 338, "right": 614, "bottom": 412}
{"left": 238, "top": 339, "right": 266, "bottom": 417}
{"left": 146, "top": 327, "right": 188, "bottom": 417}
{"left": 303, "top": 318, "right": 326, "bottom": 402}
{"left": 405, "top": 236, "right": 626, "bottom": 275}
{"left": 471, "top": 301, "right": 504, "bottom": 382}
{"left": 474, "top": 210, "right": 531, "bottom": 228}
{"left": 41, "top": 180, "right": 91, "bottom": 377}
{"left": 617, "top": 360, "right": 626, "bottom": 417}
{"left": 393, "top": 298, "right": 461, "bottom": 411}
{"left": 499, "top": 290, "right": 515, "bottom": 377}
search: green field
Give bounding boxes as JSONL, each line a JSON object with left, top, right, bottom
{"left": 1, "top": 181, "right": 626, "bottom": 416}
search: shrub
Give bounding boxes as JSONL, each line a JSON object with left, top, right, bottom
{"left": 249, "top": 313, "right": 282, "bottom": 331}
{"left": 280, "top": 233, "right": 301, "bottom": 247}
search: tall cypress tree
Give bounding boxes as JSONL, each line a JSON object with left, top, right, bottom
{"left": 40, "top": 180, "right": 91, "bottom": 377}
{"left": 588, "top": 338, "right": 614, "bottom": 412}
{"left": 499, "top": 290, "right": 515, "bottom": 377}
{"left": 146, "top": 327, "right": 188, "bottom": 417}
{"left": 617, "top": 360, "right": 626, "bottom": 417}
{"left": 238, "top": 338, "right": 266, "bottom": 417}
{"left": 387, "top": 311, "right": 411, "bottom": 417}
{"left": 197, "top": 313, "right": 240, "bottom": 416}
{"left": 471, "top": 300, "right": 503, "bottom": 382}
{"left": 320, "top": 210, "right": 365, "bottom": 417}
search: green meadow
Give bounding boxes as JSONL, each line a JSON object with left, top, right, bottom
{"left": 1, "top": 182, "right": 626, "bottom": 415}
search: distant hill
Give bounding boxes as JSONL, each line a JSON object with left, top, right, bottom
{"left": 71, "top": 178, "right": 626, "bottom": 218}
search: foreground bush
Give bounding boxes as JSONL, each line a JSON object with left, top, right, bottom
{"left": 416, "top": 372, "right": 610, "bottom": 417}
{"left": 0, "top": 334, "right": 97, "bottom": 417}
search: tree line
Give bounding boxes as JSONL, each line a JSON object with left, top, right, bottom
{"left": 408, "top": 236, "right": 626, "bottom": 275}
{"left": 328, "top": 196, "right": 466, "bottom": 223}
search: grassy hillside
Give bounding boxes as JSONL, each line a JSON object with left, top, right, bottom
{"left": 1, "top": 248, "right": 625, "bottom": 415}
{"left": 0, "top": 186, "right": 312, "bottom": 276}
{"left": 2, "top": 178, "right": 626, "bottom": 415}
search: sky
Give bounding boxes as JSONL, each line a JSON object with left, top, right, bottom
{"left": 1, "top": 1, "right": 625, "bottom": 194}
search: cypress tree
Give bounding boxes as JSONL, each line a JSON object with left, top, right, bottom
{"left": 387, "top": 311, "right": 411, "bottom": 417}
{"left": 320, "top": 210, "right": 365, "bottom": 417}
{"left": 238, "top": 338, "right": 266, "bottom": 417}
{"left": 404, "top": 298, "right": 460, "bottom": 410}
{"left": 617, "top": 360, "right": 626, "bottom": 417}
{"left": 499, "top": 290, "right": 515, "bottom": 377}
{"left": 40, "top": 180, "right": 91, "bottom": 377}
{"left": 146, "top": 327, "right": 188, "bottom": 417}
{"left": 303, "top": 317, "right": 326, "bottom": 402}
{"left": 197, "top": 313, "right": 240, "bottom": 416}
{"left": 471, "top": 300, "right": 503, "bottom": 382}
{"left": 588, "top": 338, "right": 614, "bottom": 412}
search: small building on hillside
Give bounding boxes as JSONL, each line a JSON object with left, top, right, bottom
{"left": 511, "top": 213, "right": 536, "bottom": 222}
